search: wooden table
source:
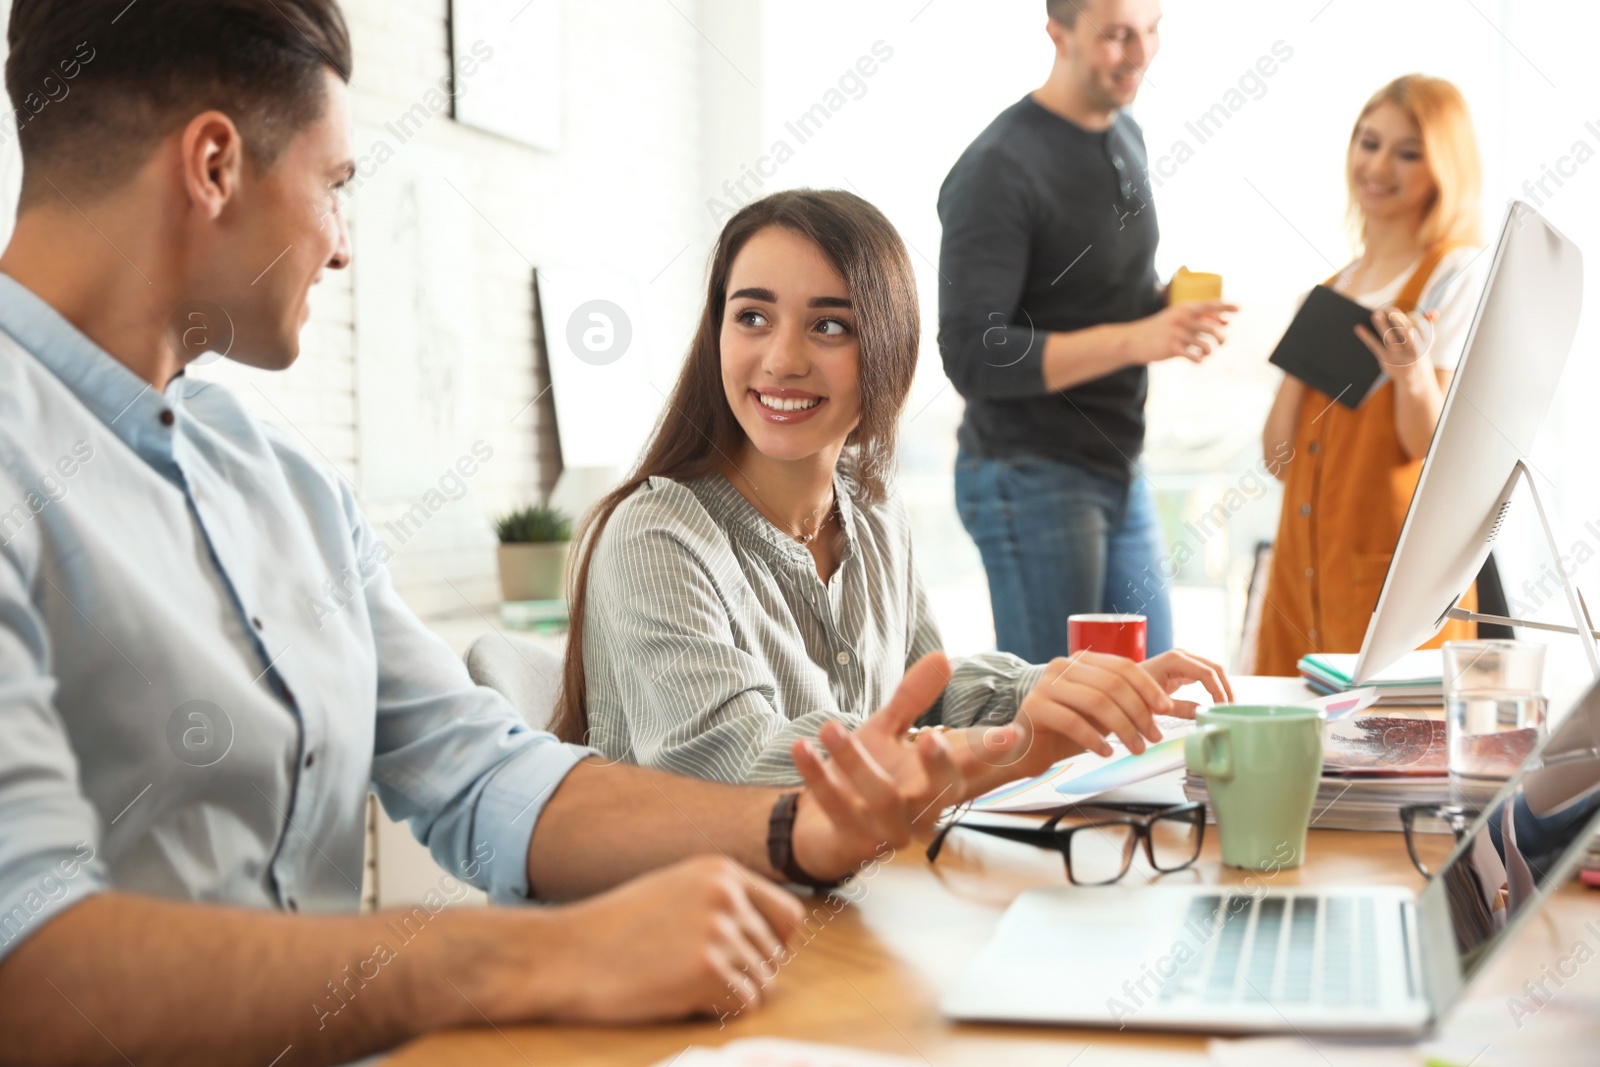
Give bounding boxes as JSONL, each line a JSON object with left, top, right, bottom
{"left": 384, "top": 817, "right": 1600, "bottom": 1066}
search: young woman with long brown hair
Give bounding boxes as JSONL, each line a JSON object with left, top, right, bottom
{"left": 1256, "top": 75, "right": 1488, "bottom": 675}
{"left": 554, "top": 189, "right": 1231, "bottom": 787}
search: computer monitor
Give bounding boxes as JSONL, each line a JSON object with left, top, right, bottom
{"left": 1354, "top": 201, "right": 1588, "bottom": 684}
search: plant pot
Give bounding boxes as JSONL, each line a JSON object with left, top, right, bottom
{"left": 497, "top": 542, "right": 570, "bottom": 602}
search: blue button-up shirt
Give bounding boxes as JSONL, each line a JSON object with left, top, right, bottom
{"left": 0, "top": 274, "right": 590, "bottom": 960}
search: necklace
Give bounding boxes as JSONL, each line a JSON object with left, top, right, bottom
{"left": 793, "top": 494, "right": 838, "bottom": 546}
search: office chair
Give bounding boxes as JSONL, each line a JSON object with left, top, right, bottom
{"left": 464, "top": 632, "right": 565, "bottom": 734}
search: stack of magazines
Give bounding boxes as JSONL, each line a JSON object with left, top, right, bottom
{"left": 1298, "top": 650, "right": 1444, "bottom": 706}
{"left": 1184, "top": 715, "right": 1451, "bottom": 833}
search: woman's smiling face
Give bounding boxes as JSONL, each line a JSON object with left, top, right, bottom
{"left": 1349, "top": 101, "right": 1436, "bottom": 225}
{"left": 720, "top": 225, "right": 863, "bottom": 464}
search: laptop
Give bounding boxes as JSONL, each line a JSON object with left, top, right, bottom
{"left": 941, "top": 678, "right": 1600, "bottom": 1036}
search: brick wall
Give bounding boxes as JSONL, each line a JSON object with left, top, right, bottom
{"left": 184, "top": 0, "right": 761, "bottom": 621}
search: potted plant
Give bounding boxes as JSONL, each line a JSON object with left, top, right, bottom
{"left": 494, "top": 502, "right": 573, "bottom": 602}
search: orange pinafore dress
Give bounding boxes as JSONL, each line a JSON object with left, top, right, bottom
{"left": 1254, "top": 246, "right": 1476, "bottom": 676}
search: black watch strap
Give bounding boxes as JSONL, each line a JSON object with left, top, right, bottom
{"left": 766, "top": 791, "right": 846, "bottom": 890}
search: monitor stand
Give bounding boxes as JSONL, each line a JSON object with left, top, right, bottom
{"left": 1445, "top": 459, "right": 1600, "bottom": 679}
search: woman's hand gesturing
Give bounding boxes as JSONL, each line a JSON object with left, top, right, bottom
{"left": 991, "top": 648, "right": 1236, "bottom": 777}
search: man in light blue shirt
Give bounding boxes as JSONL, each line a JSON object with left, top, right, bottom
{"left": 0, "top": 3, "right": 987, "bottom": 1064}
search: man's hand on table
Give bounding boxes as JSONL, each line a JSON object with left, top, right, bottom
{"left": 499, "top": 856, "right": 805, "bottom": 1023}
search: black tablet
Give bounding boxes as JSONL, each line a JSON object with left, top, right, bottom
{"left": 1268, "top": 284, "right": 1383, "bottom": 409}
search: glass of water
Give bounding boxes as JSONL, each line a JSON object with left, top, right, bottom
{"left": 1442, "top": 640, "right": 1547, "bottom": 801}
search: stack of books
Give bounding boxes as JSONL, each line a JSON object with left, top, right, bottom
{"left": 1184, "top": 715, "right": 1451, "bottom": 833}
{"left": 1298, "top": 650, "right": 1444, "bottom": 706}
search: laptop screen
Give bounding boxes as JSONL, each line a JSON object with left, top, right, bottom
{"left": 1435, "top": 679, "right": 1600, "bottom": 984}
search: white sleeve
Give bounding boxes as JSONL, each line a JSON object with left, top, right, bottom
{"left": 1420, "top": 248, "right": 1491, "bottom": 372}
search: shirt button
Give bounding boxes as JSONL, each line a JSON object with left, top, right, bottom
{"left": 1308, "top": 442, "right": 1320, "bottom": 455}
{"left": 252, "top": 616, "right": 264, "bottom": 630}
{"left": 304, "top": 752, "right": 315, "bottom": 769}
{"left": 159, "top": 409, "right": 174, "bottom": 427}
{"left": 835, "top": 650, "right": 851, "bottom": 666}
{"left": 1304, "top": 567, "right": 1315, "bottom": 579}
{"left": 1309, "top": 629, "right": 1321, "bottom": 642}
{"left": 1300, "top": 504, "right": 1312, "bottom": 517}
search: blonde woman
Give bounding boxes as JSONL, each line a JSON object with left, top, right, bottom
{"left": 1257, "top": 75, "right": 1487, "bottom": 675}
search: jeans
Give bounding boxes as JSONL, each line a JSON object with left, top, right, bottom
{"left": 955, "top": 449, "right": 1173, "bottom": 664}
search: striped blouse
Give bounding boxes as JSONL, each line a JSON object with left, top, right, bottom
{"left": 579, "top": 470, "right": 1047, "bottom": 785}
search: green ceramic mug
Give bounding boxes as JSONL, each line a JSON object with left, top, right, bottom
{"left": 1184, "top": 705, "right": 1324, "bottom": 870}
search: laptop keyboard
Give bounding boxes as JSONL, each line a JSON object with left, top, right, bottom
{"left": 1158, "top": 893, "right": 1382, "bottom": 1007}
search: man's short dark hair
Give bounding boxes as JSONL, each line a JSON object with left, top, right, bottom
{"left": 5, "top": 0, "right": 352, "bottom": 206}
{"left": 1046, "top": 0, "right": 1082, "bottom": 27}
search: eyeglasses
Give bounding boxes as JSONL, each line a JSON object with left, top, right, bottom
{"left": 1399, "top": 803, "right": 1480, "bottom": 877}
{"left": 926, "top": 801, "right": 1207, "bottom": 886}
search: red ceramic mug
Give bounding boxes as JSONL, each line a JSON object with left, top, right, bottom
{"left": 1067, "top": 613, "right": 1147, "bottom": 662}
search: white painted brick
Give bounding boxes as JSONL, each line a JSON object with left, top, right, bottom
{"left": 0, "top": 0, "right": 760, "bottom": 628}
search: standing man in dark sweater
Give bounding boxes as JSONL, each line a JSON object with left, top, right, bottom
{"left": 938, "top": 0, "right": 1234, "bottom": 664}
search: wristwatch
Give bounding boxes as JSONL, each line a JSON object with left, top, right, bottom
{"left": 766, "top": 791, "right": 847, "bottom": 891}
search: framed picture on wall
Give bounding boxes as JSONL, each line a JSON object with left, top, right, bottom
{"left": 535, "top": 266, "right": 658, "bottom": 470}
{"left": 449, "top": 0, "right": 562, "bottom": 152}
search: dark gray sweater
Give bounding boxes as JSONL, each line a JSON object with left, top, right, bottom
{"left": 936, "top": 95, "right": 1162, "bottom": 483}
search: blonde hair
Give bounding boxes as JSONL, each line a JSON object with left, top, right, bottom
{"left": 1347, "top": 75, "right": 1482, "bottom": 250}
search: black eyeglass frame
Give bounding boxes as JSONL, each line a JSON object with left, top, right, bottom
{"left": 1399, "top": 802, "right": 1480, "bottom": 877}
{"left": 926, "top": 801, "right": 1207, "bottom": 886}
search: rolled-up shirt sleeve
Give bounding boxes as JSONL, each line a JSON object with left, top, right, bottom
{"left": 584, "top": 507, "right": 855, "bottom": 787}
{"left": 349, "top": 491, "right": 593, "bottom": 904}
{"left": 0, "top": 491, "right": 110, "bottom": 962}
{"left": 905, "top": 545, "right": 1046, "bottom": 729}
{"left": 936, "top": 146, "right": 1053, "bottom": 401}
